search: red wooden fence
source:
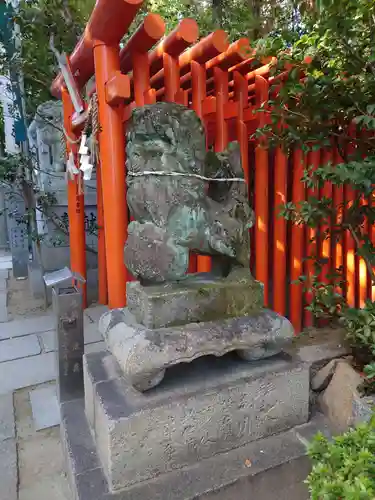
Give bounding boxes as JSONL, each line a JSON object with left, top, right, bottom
{"left": 51, "top": 2, "right": 374, "bottom": 331}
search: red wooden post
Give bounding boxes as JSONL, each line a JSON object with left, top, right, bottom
{"left": 304, "top": 149, "right": 320, "bottom": 327}
{"left": 273, "top": 147, "right": 288, "bottom": 317}
{"left": 61, "top": 88, "right": 87, "bottom": 307}
{"left": 96, "top": 160, "right": 108, "bottom": 304}
{"left": 190, "top": 60, "right": 207, "bottom": 273}
{"left": 254, "top": 75, "right": 269, "bottom": 305}
{"left": 93, "top": 42, "right": 129, "bottom": 308}
{"left": 320, "top": 150, "right": 333, "bottom": 286}
{"left": 332, "top": 148, "right": 344, "bottom": 299}
{"left": 290, "top": 149, "right": 305, "bottom": 333}
{"left": 233, "top": 71, "right": 249, "bottom": 184}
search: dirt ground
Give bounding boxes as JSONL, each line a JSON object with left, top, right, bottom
{"left": 7, "top": 275, "right": 51, "bottom": 319}
{"left": 14, "top": 385, "right": 71, "bottom": 500}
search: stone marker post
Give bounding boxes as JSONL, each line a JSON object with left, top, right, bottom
{"left": 44, "top": 267, "right": 85, "bottom": 402}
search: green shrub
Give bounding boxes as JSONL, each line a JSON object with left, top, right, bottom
{"left": 306, "top": 416, "right": 375, "bottom": 499}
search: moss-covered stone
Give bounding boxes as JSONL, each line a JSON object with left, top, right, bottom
{"left": 127, "top": 269, "right": 264, "bottom": 329}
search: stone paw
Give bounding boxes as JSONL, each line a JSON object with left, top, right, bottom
{"left": 237, "top": 343, "right": 281, "bottom": 361}
{"left": 134, "top": 369, "right": 166, "bottom": 392}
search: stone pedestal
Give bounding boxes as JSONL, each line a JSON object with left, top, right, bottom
{"left": 61, "top": 276, "right": 324, "bottom": 499}
{"left": 83, "top": 351, "right": 309, "bottom": 492}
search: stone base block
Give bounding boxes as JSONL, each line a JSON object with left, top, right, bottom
{"left": 127, "top": 269, "right": 264, "bottom": 329}
{"left": 61, "top": 396, "right": 332, "bottom": 500}
{"left": 83, "top": 350, "right": 309, "bottom": 492}
{"left": 99, "top": 308, "right": 294, "bottom": 392}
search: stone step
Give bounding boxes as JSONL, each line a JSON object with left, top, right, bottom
{"left": 61, "top": 397, "right": 331, "bottom": 500}
{"left": 83, "top": 350, "right": 309, "bottom": 492}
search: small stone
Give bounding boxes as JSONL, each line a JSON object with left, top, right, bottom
{"left": 352, "top": 393, "right": 375, "bottom": 425}
{"left": 319, "top": 361, "right": 363, "bottom": 433}
{"left": 311, "top": 359, "right": 339, "bottom": 391}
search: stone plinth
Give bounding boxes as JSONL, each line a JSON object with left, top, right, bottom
{"left": 83, "top": 350, "right": 309, "bottom": 493}
{"left": 127, "top": 269, "right": 263, "bottom": 329}
{"left": 99, "top": 308, "right": 294, "bottom": 392}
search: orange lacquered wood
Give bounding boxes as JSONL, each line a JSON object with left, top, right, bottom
{"left": 61, "top": 88, "right": 87, "bottom": 307}
{"left": 93, "top": 42, "right": 128, "bottom": 308}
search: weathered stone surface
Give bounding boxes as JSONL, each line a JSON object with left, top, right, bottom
{"left": 127, "top": 269, "right": 263, "bottom": 329}
{"left": 0, "top": 439, "right": 17, "bottom": 500}
{"left": 311, "top": 359, "right": 339, "bottom": 391}
{"left": 61, "top": 385, "right": 327, "bottom": 499}
{"left": 124, "top": 103, "right": 253, "bottom": 283}
{"left": 84, "top": 350, "right": 309, "bottom": 491}
{"left": 83, "top": 351, "right": 123, "bottom": 430}
{"left": 52, "top": 286, "right": 84, "bottom": 403}
{"left": 100, "top": 308, "right": 294, "bottom": 391}
{"left": 0, "top": 393, "right": 15, "bottom": 441}
{"left": 319, "top": 361, "right": 363, "bottom": 433}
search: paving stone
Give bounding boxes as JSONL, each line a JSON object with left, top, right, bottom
{"left": 0, "top": 278, "right": 7, "bottom": 291}
{"left": 84, "top": 323, "right": 103, "bottom": 344}
{"left": 85, "top": 305, "right": 108, "bottom": 324}
{"left": 0, "top": 393, "right": 15, "bottom": 441}
{"left": 29, "top": 385, "right": 60, "bottom": 431}
{"left": 0, "top": 314, "right": 55, "bottom": 340}
{"left": 0, "top": 335, "right": 41, "bottom": 363}
{"left": 0, "top": 439, "right": 17, "bottom": 500}
{"left": 39, "top": 325, "right": 103, "bottom": 353}
{"left": 0, "top": 270, "right": 9, "bottom": 280}
{"left": 0, "top": 261, "right": 12, "bottom": 270}
{"left": 0, "top": 352, "right": 56, "bottom": 395}
{"left": 39, "top": 330, "right": 56, "bottom": 353}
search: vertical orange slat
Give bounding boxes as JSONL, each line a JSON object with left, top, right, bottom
{"left": 345, "top": 185, "right": 356, "bottom": 307}
{"left": 132, "top": 51, "right": 150, "bottom": 106}
{"left": 273, "top": 148, "right": 288, "bottom": 316}
{"left": 234, "top": 71, "right": 249, "bottom": 185}
{"left": 320, "top": 150, "right": 333, "bottom": 285}
{"left": 190, "top": 61, "right": 208, "bottom": 273}
{"left": 62, "top": 88, "right": 87, "bottom": 307}
{"left": 304, "top": 150, "right": 320, "bottom": 328}
{"left": 290, "top": 149, "right": 305, "bottom": 333}
{"left": 163, "top": 53, "right": 180, "bottom": 102}
{"left": 96, "top": 161, "right": 108, "bottom": 304}
{"left": 93, "top": 42, "right": 127, "bottom": 308}
{"left": 332, "top": 149, "right": 344, "bottom": 284}
{"left": 254, "top": 76, "right": 269, "bottom": 305}
{"left": 358, "top": 194, "right": 368, "bottom": 308}
{"left": 214, "top": 67, "right": 229, "bottom": 151}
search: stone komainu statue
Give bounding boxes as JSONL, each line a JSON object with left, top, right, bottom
{"left": 124, "top": 103, "right": 254, "bottom": 283}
